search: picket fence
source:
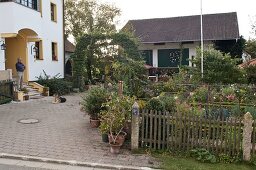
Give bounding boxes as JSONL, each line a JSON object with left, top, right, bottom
{"left": 139, "top": 110, "right": 256, "bottom": 157}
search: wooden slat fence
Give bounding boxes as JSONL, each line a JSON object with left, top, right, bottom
{"left": 252, "top": 121, "right": 256, "bottom": 157}
{"left": 140, "top": 110, "right": 244, "bottom": 156}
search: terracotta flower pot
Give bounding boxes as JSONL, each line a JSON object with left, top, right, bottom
{"left": 109, "top": 142, "right": 122, "bottom": 154}
{"left": 24, "top": 94, "right": 29, "bottom": 100}
{"left": 108, "top": 131, "right": 127, "bottom": 146}
{"left": 90, "top": 118, "right": 100, "bottom": 128}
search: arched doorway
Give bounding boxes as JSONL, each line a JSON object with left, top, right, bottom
{"left": 5, "top": 28, "right": 39, "bottom": 82}
{"left": 65, "top": 59, "right": 72, "bottom": 76}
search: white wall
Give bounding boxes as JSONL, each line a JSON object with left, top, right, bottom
{"left": 139, "top": 41, "right": 213, "bottom": 67}
{"left": 0, "top": 38, "right": 5, "bottom": 70}
{"left": 0, "top": 1, "right": 64, "bottom": 81}
{"left": 0, "top": 3, "right": 41, "bottom": 35}
{"left": 29, "top": 0, "right": 64, "bottom": 81}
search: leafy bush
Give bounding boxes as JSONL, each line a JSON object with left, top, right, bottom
{"left": 245, "top": 65, "right": 256, "bottom": 84}
{"left": 37, "top": 71, "right": 72, "bottom": 95}
{"left": 221, "top": 86, "right": 236, "bottom": 102}
{"left": 176, "top": 102, "right": 192, "bottom": 115}
{"left": 99, "top": 95, "right": 135, "bottom": 140}
{"left": 190, "top": 148, "right": 217, "bottom": 163}
{"left": 138, "top": 99, "right": 147, "bottom": 110}
{"left": 191, "top": 47, "right": 246, "bottom": 84}
{"left": 145, "top": 97, "right": 165, "bottom": 111}
{"left": 244, "top": 106, "right": 256, "bottom": 119}
{"left": 160, "top": 95, "right": 176, "bottom": 112}
{"left": 147, "top": 82, "right": 166, "bottom": 97}
{"left": 81, "top": 86, "right": 109, "bottom": 119}
{"left": 190, "top": 86, "right": 209, "bottom": 103}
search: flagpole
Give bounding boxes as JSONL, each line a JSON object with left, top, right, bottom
{"left": 200, "top": 0, "right": 204, "bottom": 78}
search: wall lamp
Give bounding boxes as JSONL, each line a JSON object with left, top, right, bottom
{"left": 31, "top": 44, "right": 38, "bottom": 55}
{"left": 0, "top": 40, "right": 6, "bottom": 50}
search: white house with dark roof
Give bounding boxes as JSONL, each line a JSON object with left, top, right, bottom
{"left": 122, "top": 12, "right": 240, "bottom": 68}
{"left": 0, "top": 0, "right": 64, "bottom": 82}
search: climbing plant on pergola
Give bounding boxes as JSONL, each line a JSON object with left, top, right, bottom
{"left": 72, "top": 32, "right": 146, "bottom": 95}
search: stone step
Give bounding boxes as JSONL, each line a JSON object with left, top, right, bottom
{"left": 21, "top": 83, "right": 44, "bottom": 100}
{"left": 27, "top": 92, "right": 41, "bottom": 96}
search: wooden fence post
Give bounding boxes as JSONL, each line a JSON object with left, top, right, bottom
{"left": 243, "top": 112, "right": 254, "bottom": 161}
{"left": 131, "top": 101, "right": 139, "bottom": 150}
{"left": 118, "top": 80, "right": 123, "bottom": 97}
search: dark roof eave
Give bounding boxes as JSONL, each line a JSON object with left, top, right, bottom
{"left": 126, "top": 12, "right": 239, "bottom": 44}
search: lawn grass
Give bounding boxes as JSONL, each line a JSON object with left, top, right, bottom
{"left": 159, "top": 155, "right": 254, "bottom": 170}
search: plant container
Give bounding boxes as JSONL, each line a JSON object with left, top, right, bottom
{"left": 109, "top": 142, "right": 122, "bottom": 154}
{"left": 90, "top": 118, "right": 100, "bottom": 128}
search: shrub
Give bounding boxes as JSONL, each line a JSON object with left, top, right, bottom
{"left": 81, "top": 86, "right": 109, "bottom": 119}
{"left": 221, "top": 86, "right": 236, "bottom": 102}
{"left": 145, "top": 97, "right": 165, "bottom": 111}
{"left": 99, "top": 95, "right": 135, "bottom": 140}
{"left": 245, "top": 65, "right": 256, "bottom": 84}
{"left": 190, "top": 86, "right": 208, "bottom": 103}
{"left": 138, "top": 99, "right": 147, "bottom": 110}
{"left": 191, "top": 47, "right": 246, "bottom": 84}
{"left": 37, "top": 72, "right": 72, "bottom": 95}
{"left": 159, "top": 95, "right": 176, "bottom": 112}
{"left": 244, "top": 106, "right": 256, "bottom": 119}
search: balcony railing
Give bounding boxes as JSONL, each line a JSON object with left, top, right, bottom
{"left": 0, "top": 0, "right": 40, "bottom": 11}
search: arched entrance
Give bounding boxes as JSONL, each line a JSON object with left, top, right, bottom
{"left": 65, "top": 59, "right": 72, "bottom": 76}
{"left": 5, "top": 28, "right": 39, "bottom": 82}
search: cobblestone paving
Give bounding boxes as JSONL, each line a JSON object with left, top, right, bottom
{"left": 0, "top": 94, "right": 159, "bottom": 168}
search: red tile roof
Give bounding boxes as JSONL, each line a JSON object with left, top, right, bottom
{"left": 239, "top": 58, "right": 256, "bottom": 68}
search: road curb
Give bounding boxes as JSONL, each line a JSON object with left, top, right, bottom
{"left": 0, "top": 153, "right": 157, "bottom": 170}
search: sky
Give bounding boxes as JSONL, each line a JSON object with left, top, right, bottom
{"left": 101, "top": 0, "right": 256, "bottom": 39}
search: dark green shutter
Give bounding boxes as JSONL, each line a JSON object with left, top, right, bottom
{"left": 141, "top": 50, "right": 153, "bottom": 66}
{"left": 158, "top": 48, "right": 189, "bottom": 67}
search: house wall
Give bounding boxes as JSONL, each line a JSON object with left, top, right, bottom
{"left": 0, "top": 38, "right": 5, "bottom": 70}
{"left": 139, "top": 41, "right": 213, "bottom": 67}
{"left": 0, "top": 1, "right": 64, "bottom": 81}
{"left": 5, "top": 36, "right": 28, "bottom": 80}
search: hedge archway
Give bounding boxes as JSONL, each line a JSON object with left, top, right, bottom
{"left": 72, "top": 32, "right": 143, "bottom": 91}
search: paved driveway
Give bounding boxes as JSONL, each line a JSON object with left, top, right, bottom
{"left": 0, "top": 94, "right": 159, "bottom": 168}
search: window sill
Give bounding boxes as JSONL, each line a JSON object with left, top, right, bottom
{"left": 52, "top": 60, "right": 58, "bottom": 62}
{"left": 35, "top": 59, "right": 44, "bottom": 61}
{"left": 51, "top": 20, "right": 57, "bottom": 23}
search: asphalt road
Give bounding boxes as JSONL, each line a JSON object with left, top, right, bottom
{"left": 0, "top": 164, "right": 50, "bottom": 170}
{"left": 0, "top": 162, "right": 110, "bottom": 170}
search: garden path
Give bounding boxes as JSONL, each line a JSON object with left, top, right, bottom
{"left": 0, "top": 94, "right": 159, "bottom": 169}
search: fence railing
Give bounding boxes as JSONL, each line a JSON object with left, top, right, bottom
{"left": 0, "top": 80, "right": 14, "bottom": 104}
{"left": 139, "top": 110, "right": 256, "bottom": 159}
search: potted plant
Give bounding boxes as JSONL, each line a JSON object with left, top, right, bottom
{"left": 81, "top": 86, "right": 109, "bottom": 128}
{"left": 99, "top": 122, "right": 109, "bottom": 143}
{"left": 100, "top": 95, "right": 134, "bottom": 154}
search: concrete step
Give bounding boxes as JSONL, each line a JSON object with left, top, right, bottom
{"left": 22, "top": 83, "right": 44, "bottom": 100}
